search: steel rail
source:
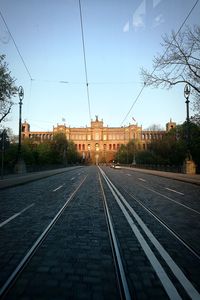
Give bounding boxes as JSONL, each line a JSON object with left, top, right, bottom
{"left": 119, "top": 185, "right": 200, "bottom": 261}
{"left": 99, "top": 167, "right": 200, "bottom": 300}
{"left": 0, "top": 176, "right": 87, "bottom": 299}
{"left": 98, "top": 173, "right": 132, "bottom": 300}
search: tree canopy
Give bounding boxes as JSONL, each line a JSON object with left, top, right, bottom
{"left": 0, "top": 55, "right": 18, "bottom": 124}
{"left": 141, "top": 25, "right": 200, "bottom": 114}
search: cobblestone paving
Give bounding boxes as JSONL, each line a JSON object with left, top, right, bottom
{"left": 1, "top": 166, "right": 200, "bottom": 300}
{"left": 102, "top": 166, "right": 200, "bottom": 299}
{"left": 0, "top": 169, "right": 85, "bottom": 288}
{"left": 4, "top": 167, "right": 120, "bottom": 300}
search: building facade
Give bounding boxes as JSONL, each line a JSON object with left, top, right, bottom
{"left": 22, "top": 116, "right": 176, "bottom": 164}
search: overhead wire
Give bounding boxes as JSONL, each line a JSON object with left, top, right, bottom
{"left": 120, "top": 0, "right": 200, "bottom": 126}
{"left": 78, "top": 0, "right": 92, "bottom": 121}
{"left": 0, "top": 9, "right": 33, "bottom": 81}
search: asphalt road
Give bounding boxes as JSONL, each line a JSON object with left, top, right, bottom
{"left": 0, "top": 165, "right": 200, "bottom": 299}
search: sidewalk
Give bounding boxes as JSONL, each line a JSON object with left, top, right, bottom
{"left": 0, "top": 166, "right": 83, "bottom": 189}
{"left": 122, "top": 166, "right": 200, "bottom": 186}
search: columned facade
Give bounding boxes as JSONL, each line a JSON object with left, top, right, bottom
{"left": 22, "top": 116, "right": 175, "bottom": 164}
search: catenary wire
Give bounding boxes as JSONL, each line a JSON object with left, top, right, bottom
{"left": 0, "top": 9, "right": 33, "bottom": 81}
{"left": 120, "top": 0, "right": 200, "bottom": 126}
{"left": 78, "top": 0, "right": 92, "bottom": 121}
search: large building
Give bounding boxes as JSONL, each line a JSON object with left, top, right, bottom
{"left": 22, "top": 116, "right": 176, "bottom": 164}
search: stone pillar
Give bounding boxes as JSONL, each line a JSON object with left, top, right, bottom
{"left": 183, "top": 158, "right": 196, "bottom": 174}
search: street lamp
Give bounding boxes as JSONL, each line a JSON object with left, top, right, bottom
{"left": 15, "top": 86, "right": 26, "bottom": 174}
{"left": 184, "top": 83, "right": 191, "bottom": 159}
{"left": 18, "top": 86, "right": 24, "bottom": 158}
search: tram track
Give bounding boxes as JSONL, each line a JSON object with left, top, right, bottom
{"left": 99, "top": 173, "right": 132, "bottom": 300}
{"left": 104, "top": 167, "right": 200, "bottom": 260}
{"left": 1, "top": 168, "right": 130, "bottom": 300}
{"left": 1, "top": 165, "right": 200, "bottom": 299}
{"left": 120, "top": 185, "right": 200, "bottom": 261}
{"left": 99, "top": 166, "right": 200, "bottom": 300}
{"left": 0, "top": 176, "right": 87, "bottom": 299}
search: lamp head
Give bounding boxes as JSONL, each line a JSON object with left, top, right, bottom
{"left": 18, "top": 86, "right": 24, "bottom": 100}
{"left": 184, "top": 84, "right": 191, "bottom": 99}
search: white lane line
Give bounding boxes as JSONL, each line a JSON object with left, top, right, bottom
{"left": 126, "top": 174, "right": 131, "bottom": 176}
{"left": 143, "top": 186, "right": 200, "bottom": 215}
{"left": 0, "top": 176, "right": 88, "bottom": 298}
{"left": 70, "top": 177, "right": 75, "bottom": 181}
{"left": 100, "top": 168, "right": 200, "bottom": 300}
{"left": 53, "top": 185, "right": 63, "bottom": 192}
{"left": 165, "top": 188, "right": 184, "bottom": 195}
{"left": 98, "top": 173, "right": 131, "bottom": 300}
{"left": 138, "top": 178, "right": 146, "bottom": 182}
{"left": 0, "top": 203, "right": 35, "bottom": 228}
{"left": 99, "top": 169, "right": 181, "bottom": 300}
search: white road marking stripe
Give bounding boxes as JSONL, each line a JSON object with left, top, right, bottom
{"left": 70, "top": 177, "right": 75, "bottom": 181}
{"left": 100, "top": 167, "right": 200, "bottom": 300}
{"left": 53, "top": 185, "right": 63, "bottom": 192}
{"left": 0, "top": 176, "right": 88, "bottom": 297}
{"left": 138, "top": 178, "right": 146, "bottom": 182}
{"left": 143, "top": 186, "right": 200, "bottom": 215}
{"left": 99, "top": 169, "right": 181, "bottom": 300}
{"left": 0, "top": 204, "right": 35, "bottom": 228}
{"left": 165, "top": 188, "right": 184, "bottom": 195}
{"left": 98, "top": 174, "right": 131, "bottom": 300}
{"left": 126, "top": 174, "right": 131, "bottom": 176}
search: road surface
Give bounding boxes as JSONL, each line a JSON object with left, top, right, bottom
{"left": 0, "top": 165, "right": 200, "bottom": 299}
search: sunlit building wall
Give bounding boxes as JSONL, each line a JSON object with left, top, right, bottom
{"left": 22, "top": 116, "right": 175, "bottom": 164}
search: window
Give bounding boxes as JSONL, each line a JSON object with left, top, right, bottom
{"left": 95, "top": 132, "right": 99, "bottom": 140}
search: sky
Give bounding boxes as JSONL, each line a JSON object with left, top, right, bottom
{"left": 0, "top": 0, "right": 200, "bottom": 134}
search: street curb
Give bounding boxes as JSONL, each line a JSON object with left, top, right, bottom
{"left": 121, "top": 167, "right": 200, "bottom": 186}
{"left": 0, "top": 166, "right": 84, "bottom": 189}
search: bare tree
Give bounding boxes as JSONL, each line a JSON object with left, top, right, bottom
{"left": 145, "top": 124, "right": 164, "bottom": 131}
{"left": 141, "top": 25, "right": 200, "bottom": 112}
{"left": 0, "top": 55, "right": 18, "bottom": 124}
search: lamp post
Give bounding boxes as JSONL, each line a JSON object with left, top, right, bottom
{"left": 15, "top": 86, "right": 26, "bottom": 173}
{"left": 1, "top": 130, "right": 5, "bottom": 179}
{"left": 18, "top": 86, "right": 24, "bottom": 158}
{"left": 184, "top": 84, "right": 191, "bottom": 159}
{"left": 183, "top": 84, "right": 196, "bottom": 174}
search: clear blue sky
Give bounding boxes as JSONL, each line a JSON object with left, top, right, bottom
{"left": 0, "top": 0, "right": 199, "bottom": 134}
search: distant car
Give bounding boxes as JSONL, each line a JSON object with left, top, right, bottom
{"left": 111, "top": 163, "right": 121, "bottom": 169}
{"left": 115, "top": 164, "right": 121, "bottom": 169}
